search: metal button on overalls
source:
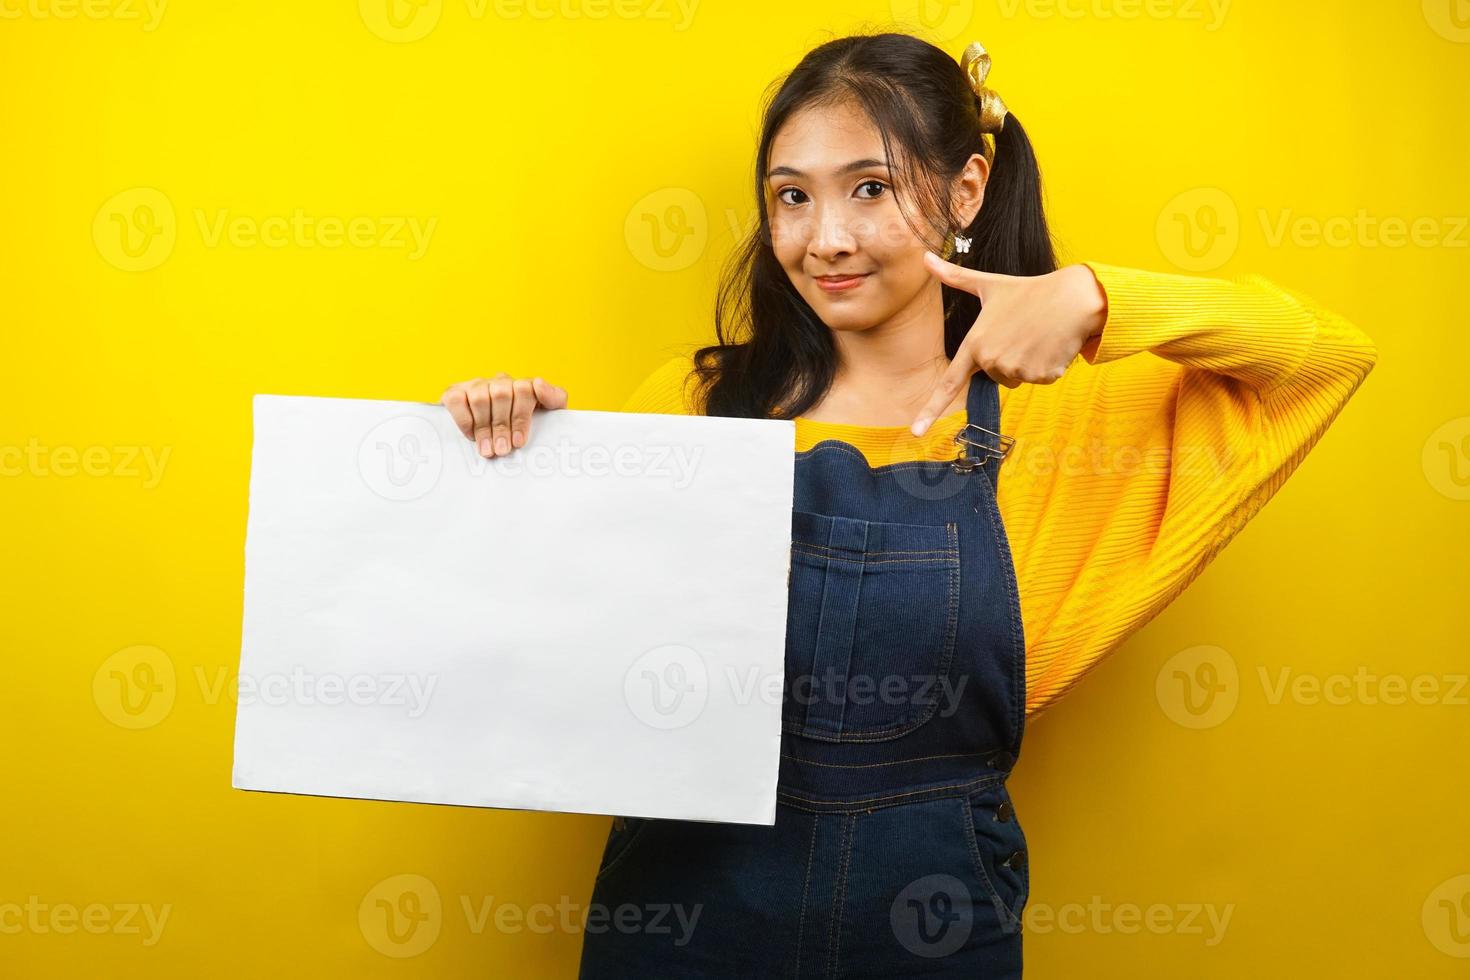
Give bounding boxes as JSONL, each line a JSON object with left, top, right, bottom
{"left": 581, "top": 371, "right": 1030, "bottom": 978}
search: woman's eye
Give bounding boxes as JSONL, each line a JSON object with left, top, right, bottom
{"left": 775, "top": 182, "right": 885, "bottom": 206}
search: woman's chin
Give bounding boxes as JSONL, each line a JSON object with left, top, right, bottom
{"left": 817, "top": 314, "right": 879, "bottom": 333}
{"left": 810, "top": 301, "right": 885, "bottom": 333}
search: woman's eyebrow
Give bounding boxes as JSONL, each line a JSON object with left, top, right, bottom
{"left": 768, "top": 158, "right": 890, "bottom": 179}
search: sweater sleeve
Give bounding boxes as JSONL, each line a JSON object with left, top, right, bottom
{"left": 1001, "top": 261, "right": 1380, "bottom": 718}
{"left": 619, "top": 352, "right": 702, "bottom": 415}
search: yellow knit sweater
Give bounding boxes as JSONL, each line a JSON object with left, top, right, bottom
{"left": 618, "top": 262, "right": 1379, "bottom": 719}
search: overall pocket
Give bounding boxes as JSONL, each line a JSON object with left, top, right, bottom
{"left": 783, "top": 509, "right": 961, "bottom": 742}
{"left": 961, "top": 783, "right": 1029, "bottom": 935}
{"left": 594, "top": 816, "right": 652, "bottom": 884}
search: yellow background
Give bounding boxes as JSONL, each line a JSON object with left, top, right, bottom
{"left": 2, "top": 0, "right": 1467, "bottom": 976}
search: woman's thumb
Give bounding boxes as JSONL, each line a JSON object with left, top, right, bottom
{"left": 532, "top": 377, "right": 569, "bottom": 409}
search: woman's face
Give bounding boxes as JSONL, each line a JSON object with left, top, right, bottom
{"left": 766, "top": 98, "right": 979, "bottom": 335}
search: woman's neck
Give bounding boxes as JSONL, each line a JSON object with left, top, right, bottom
{"left": 799, "top": 361, "right": 965, "bottom": 427}
{"left": 799, "top": 293, "right": 963, "bottom": 426}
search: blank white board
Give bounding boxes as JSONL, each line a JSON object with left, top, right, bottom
{"left": 233, "top": 394, "right": 795, "bottom": 825}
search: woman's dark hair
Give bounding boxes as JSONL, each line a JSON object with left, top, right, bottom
{"left": 691, "top": 30, "right": 1058, "bottom": 419}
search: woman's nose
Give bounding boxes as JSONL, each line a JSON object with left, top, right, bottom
{"left": 809, "top": 203, "right": 858, "bottom": 257}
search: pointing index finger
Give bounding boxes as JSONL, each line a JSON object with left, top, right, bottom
{"left": 923, "top": 250, "right": 983, "bottom": 295}
{"left": 911, "top": 354, "right": 976, "bottom": 437}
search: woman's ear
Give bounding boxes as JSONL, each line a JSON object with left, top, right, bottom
{"left": 954, "top": 152, "right": 990, "bottom": 228}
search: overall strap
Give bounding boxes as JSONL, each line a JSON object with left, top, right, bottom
{"left": 958, "top": 370, "right": 1011, "bottom": 494}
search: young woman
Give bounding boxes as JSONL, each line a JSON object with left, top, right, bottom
{"left": 440, "top": 31, "right": 1377, "bottom": 979}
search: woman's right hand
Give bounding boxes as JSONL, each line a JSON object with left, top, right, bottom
{"left": 440, "top": 373, "right": 570, "bottom": 458}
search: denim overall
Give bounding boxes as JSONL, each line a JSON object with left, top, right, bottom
{"left": 580, "top": 371, "right": 1029, "bottom": 978}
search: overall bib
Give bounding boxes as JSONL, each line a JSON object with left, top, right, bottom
{"left": 579, "top": 371, "right": 1029, "bottom": 979}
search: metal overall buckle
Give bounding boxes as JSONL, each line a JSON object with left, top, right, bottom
{"left": 951, "top": 423, "right": 1015, "bottom": 474}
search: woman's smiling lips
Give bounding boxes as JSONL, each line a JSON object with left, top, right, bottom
{"left": 813, "top": 272, "right": 871, "bottom": 292}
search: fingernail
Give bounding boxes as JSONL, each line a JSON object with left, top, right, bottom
{"left": 495, "top": 437, "right": 509, "bottom": 455}
{"left": 512, "top": 431, "right": 525, "bottom": 448}
{"left": 911, "top": 417, "right": 931, "bottom": 437}
{"left": 479, "top": 437, "right": 492, "bottom": 456}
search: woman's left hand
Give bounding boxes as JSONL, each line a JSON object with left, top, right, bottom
{"left": 911, "top": 251, "right": 1108, "bottom": 436}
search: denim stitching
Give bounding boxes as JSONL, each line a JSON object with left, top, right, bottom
{"left": 793, "top": 812, "right": 819, "bottom": 980}
{"left": 783, "top": 705, "right": 947, "bottom": 741}
{"left": 977, "top": 784, "right": 1029, "bottom": 931}
{"left": 777, "top": 773, "right": 1003, "bottom": 810}
{"left": 779, "top": 751, "right": 992, "bottom": 769}
{"left": 959, "top": 795, "right": 1019, "bottom": 934}
{"left": 593, "top": 818, "right": 652, "bottom": 884}
{"left": 830, "top": 519, "right": 869, "bottom": 737}
{"left": 798, "top": 525, "right": 837, "bottom": 734}
{"left": 826, "top": 813, "right": 854, "bottom": 979}
{"left": 794, "top": 442, "right": 965, "bottom": 473}
{"left": 793, "top": 549, "right": 952, "bottom": 564}
{"left": 974, "top": 464, "right": 1028, "bottom": 750}
{"left": 794, "top": 545, "right": 957, "bottom": 556}
{"left": 790, "top": 549, "right": 958, "bottom": 567}
{"left": 937, "top": 520, "right": 962, "bottom": 726}
{"left": 787, "top": 529, "right": 961, "bottom": 742}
